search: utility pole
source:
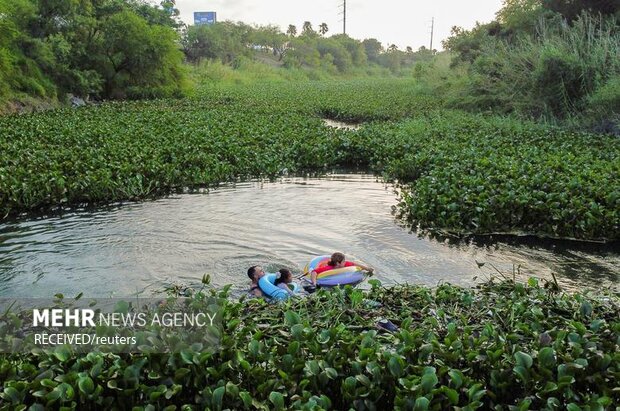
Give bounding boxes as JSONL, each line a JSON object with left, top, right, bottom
{"left": 341, "top": 0, "right": 347, "bottom": 35}
{"left": 429, "top": 17, "right": 434, "bottom": 52}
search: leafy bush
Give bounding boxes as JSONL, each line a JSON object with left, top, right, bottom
{"left": 442, "top": 11, "right": 620, "bottom": 125}
{"left": 586, "top": 75, "right": 620, "bottom": 132}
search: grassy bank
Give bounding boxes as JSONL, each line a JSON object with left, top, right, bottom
{"left": 1, "top": 279, "right": 618, "bottom": 409}
{"left": 1, "top": 80, "right": 618, "bottom": 240}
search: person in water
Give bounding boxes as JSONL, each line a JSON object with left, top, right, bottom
{"left": 247, "top": 265, "right": 265, "bottom": 297}
{"left": 309, "top": 252, "right": 374, "bottom": 286}
{"left": 274, "top": 268, "right": 296, "bottom": 296}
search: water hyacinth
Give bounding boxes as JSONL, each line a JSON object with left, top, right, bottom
{"left": 0, "top": 278, "right": 618, "bottom": 409}
{"left": 1, "top": 80, "right": 618, "bottom": 240}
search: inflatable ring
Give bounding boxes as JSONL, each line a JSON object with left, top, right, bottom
{"left": 303, "top": 255, "right": 367, "bottom": 287}
{"left": 258, "top": 273, "right": 298, "bottom": 300}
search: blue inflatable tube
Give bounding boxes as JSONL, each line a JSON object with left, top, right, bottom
{"left": 258, "top": 273, "right": 298, "bottom": 300}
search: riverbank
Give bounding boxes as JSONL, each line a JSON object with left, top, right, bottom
{"left": 0, "top": 279, "right": 618, "bottom": 408}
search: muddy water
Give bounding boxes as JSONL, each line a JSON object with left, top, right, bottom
{"left": 0, "top": 173, "right": 617, "bottom": 297}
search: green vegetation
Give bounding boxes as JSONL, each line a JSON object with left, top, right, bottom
{"left": 0, "top": 0, "right": 436, "bottom": 113}
{"left": 1, "top": 2, "right": 619, "bottom": 409}
{"left": 2, "top": 0, "right": 617, "bottom": 131}
{"left": 1, "top": 80, "right": 618, "bottom": 240}
{"left": 438, "top": 0, "right": 620, "bottom": 131}
{"left": 357, "top": 112, "right": 620, "bottom": 240}
{"left": 1, "top": 278, "right": 618, "bottom": 409}
{"left": 0, "top": 0, "right": 186, "bottom": 111}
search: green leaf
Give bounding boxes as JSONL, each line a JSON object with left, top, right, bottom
{"left": 414, "top": 397, "right": 430, "bottom": 411}
{"left": 212, "top": 386, "right": 225, "bottom": 411}
{"left": 442, "top": 387, "right": 459, "bottom": 405}
{"left": 515, "top": 351, "right": 533, "bottom": 369}
{"left": 225, "top": 382, "right": 239, "bottom": 398}
{"left": 291, "top": 324, "right": 304, "bottom": 339}
{"left": 513, "top": 365, "right": 529, "bottom": 383}
{"left": 388, "top": 356, "right": 403, "bottom": 378}
{"left": 325, "top": 368, "right": 338, "bottom": 379}
{"left": 180, "top": 350, "right": 194, "bottom": 365}
{"left": 2, "top": 386, "right": 20, "bottom": 403}
{"left": 596, "top": 396, "right": 611, "bottom": 406}
{"left": 448, "top": 369, "right": 463, "bottom": 389}
{"left": 518, "top": 398, "right": 532, "bottom": 411}
{"left": 284, "top": 311, "right": 301, "bottom": 326}
{"left": 467, "top": 383, "right": 486, "bottom": 402}
{"left": 306, "top": 360, "right": 320, "bottom": 376}
{"left": 356, "top": 374, "right": 371, "bottom": 386}
{"left": 538, "top": 347, "right": 556, "bottom": 368}
{"left": 287, "top": 341, "right": 300, "bottom": 354}
{"left": 54, "top": 346, "right": 72, "bottom": 363}
{"left": 343, "top": 376, "right": 356, "bottom": 391}
{"left": 420, "top": 372, "right": 438, "bottom": 393}
{"left": 239, "top": 391, "right": 252, "bottom": 408}
{"left": 368, "top": 279, "right": 382, "bottom": 288}
{"left": 78, "top": 376, "right": 95, "bottom": 395}
{"left": 114, "top": 300, "right": 130, "bottom": 314}
{"left": 566, "top": 404, "right": 581, "bottom": 411}
{"left": 269, "top": 391, "right": 285, "bottom": 410}
{"left": 579, "top": 301, "right": 592, "bottom": 317}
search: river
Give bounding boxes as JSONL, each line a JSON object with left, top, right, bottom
{"left": 0, "top": 173, "right": 617, "bottom": 297}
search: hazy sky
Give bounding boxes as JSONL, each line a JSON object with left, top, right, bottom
{"left": 174, "top": 0, "right": 505, "bottom": 50}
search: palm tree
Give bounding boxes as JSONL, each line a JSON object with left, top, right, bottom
{"left": 301, "top": 21, "right": 314, "bottom": 36}
{"left": 319, "top": 23, "right": 328, "bottom": 36}
{"left": 388, "top": 44, "right": 398, "bottom": 52}
{"left": 286, "top": 24, "right": 297, "bottom": 37}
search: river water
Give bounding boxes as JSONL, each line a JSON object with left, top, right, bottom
{"left": 0, "top": 173, "right": 617, "bottom": 297}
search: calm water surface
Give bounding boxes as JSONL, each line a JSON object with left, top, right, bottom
{"left": 0, "top": 173, "right": 617, "bottom": 297}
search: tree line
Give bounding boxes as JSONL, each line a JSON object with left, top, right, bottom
{"left": 181, "top": 20, "right": 434, "bottom": 75}
{"left": 0, "top": 0, "right": 436, "bottom": 108}
{"left": 3, "top": 0, "right": 616, "bottom": 130}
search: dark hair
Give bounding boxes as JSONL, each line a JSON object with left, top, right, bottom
{"left": 328, "top": 252, "right": 345, "bottom": 266}
{"left": 275, "top": 268, "right": 292, "bottom": 285}
{"left": 247, "top": 266, "right": 257, "bottom": 280}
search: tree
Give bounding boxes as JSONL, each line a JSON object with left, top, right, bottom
{"left": 387, "top": 44, "right": 398, "bottom": 52}
{"left": 496, "top": 0, "right": 547, "bottom": 33}
{"left": 301, "top": 21, "right": 315, "bottom": 36}
{"left": 442, "top": 23, "right": 497, "bottom": 65}
{"left": 332, "top": 34, "right": 367, "bottom": 66}
{"left": 319, "top": 22, "right": 328, "bottom": 36}
{"left": 181, "top": 22, "right": 253, "bottom": 64}
{"left": 543, "top": 0, "right": 620, "bottom": 21}
{"left": 97, "top": 10, "right": 184, "bottom": 98}
{"left": 362, "top": 38, "right": 383, "bottom": 63}
{"left": 252, "top": 25, "right": 290, "bottom": 61}
{"left": 316, "top": 38, "right": 352, "bottom": 72}
{"left": 286, "top": 24, "right": 297, "bottom": 37}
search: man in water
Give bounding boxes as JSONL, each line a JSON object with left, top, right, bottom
{"left": 247, "top": 265, "right": 265, "bottom": 297}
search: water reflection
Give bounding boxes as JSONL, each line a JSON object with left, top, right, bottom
{"left": 0, "top": 173, "right": 617, "bottom": 297}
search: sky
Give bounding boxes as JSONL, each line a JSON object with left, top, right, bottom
{"left": 173, "top": 0, "right": 505, "bottom": 51}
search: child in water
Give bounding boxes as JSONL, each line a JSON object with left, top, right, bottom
{"left": 274, "top": 268, "right": 297, "bottom": 296}
{"left": 309, "top": 252, "right": 374, "bottom": 286}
